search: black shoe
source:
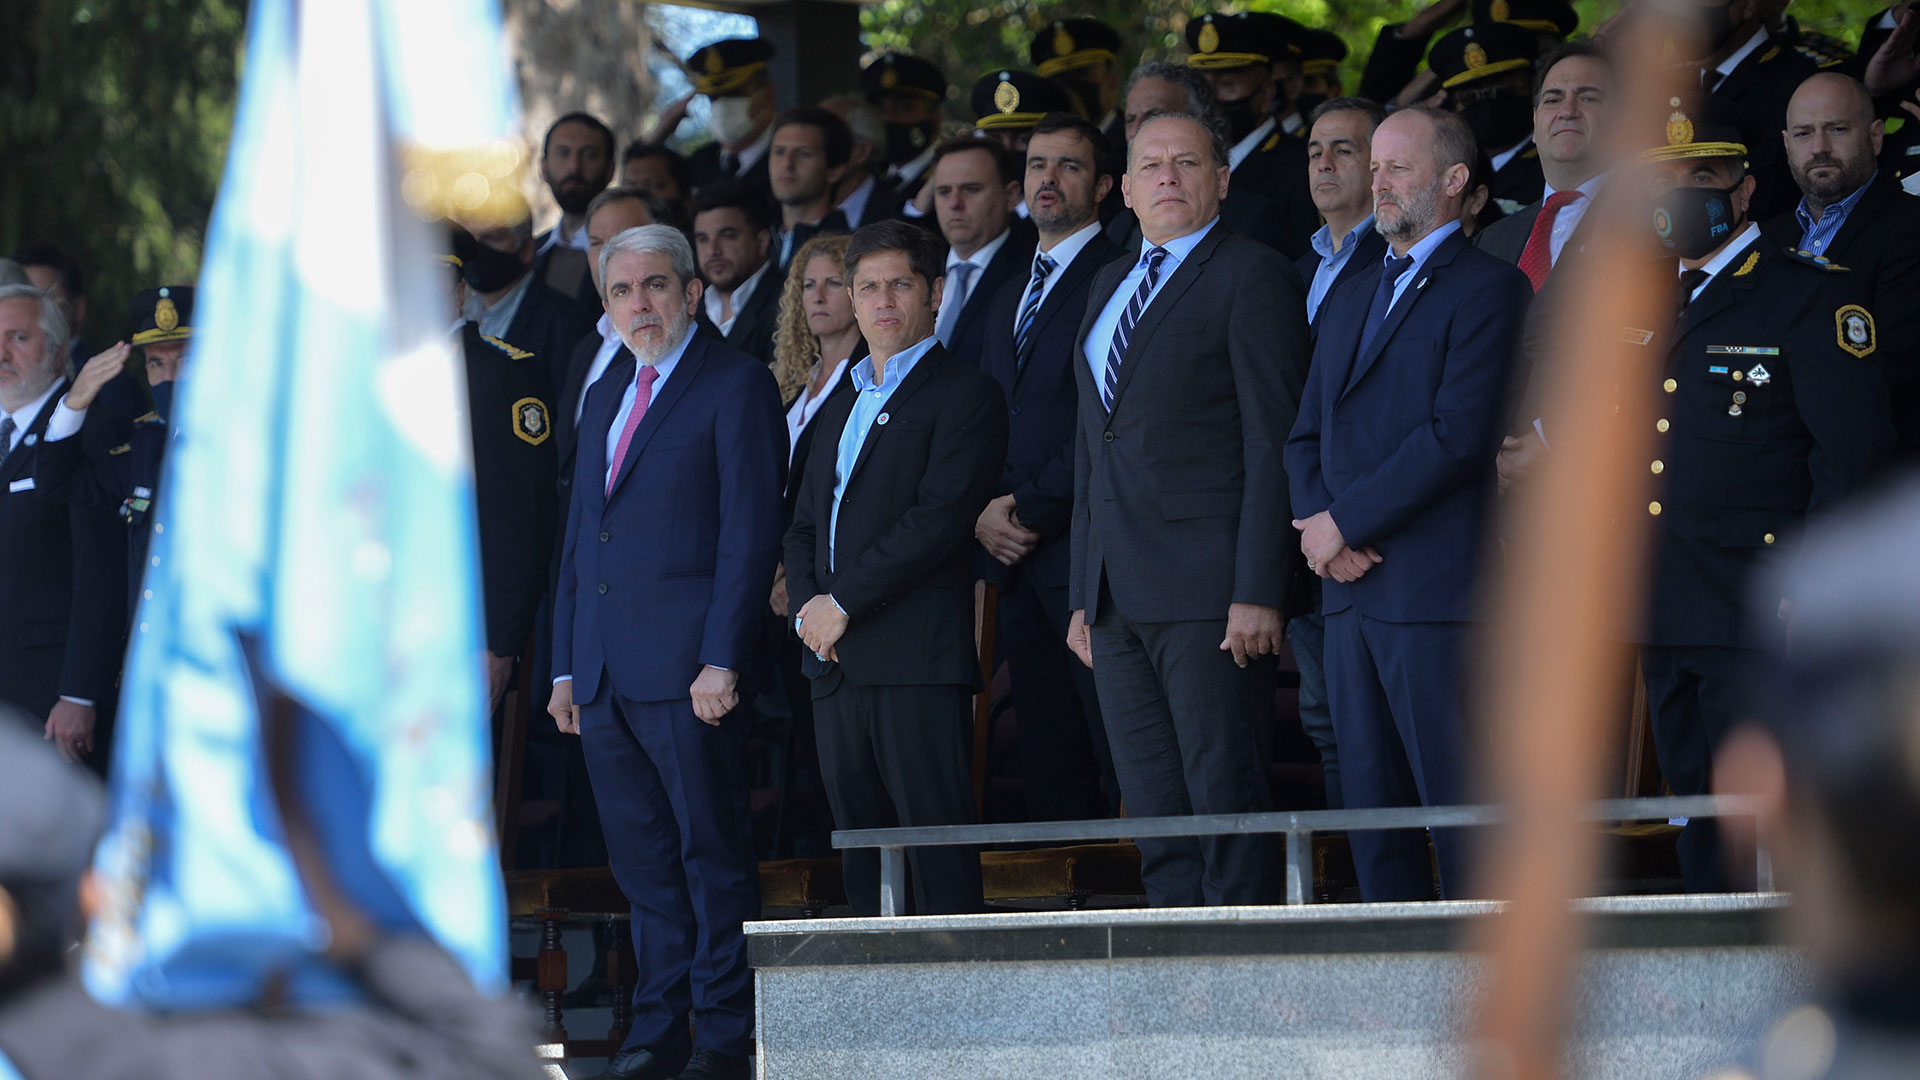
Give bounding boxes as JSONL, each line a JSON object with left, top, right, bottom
{"left": 673, "top": 1047, "right": 749, "bottom": 1080}
{"left": 594, "top": 1044, "right": 690, "bottom": 1080}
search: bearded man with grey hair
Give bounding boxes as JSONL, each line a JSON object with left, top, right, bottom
{"left": 1284, "top": 105, "right": 1530, "bottom": 903}
{"left": 547, "top": 225, "right": 784, "bottom": 1080}
{"left": 0, "top": 283, "right": 126, "bottom": 768}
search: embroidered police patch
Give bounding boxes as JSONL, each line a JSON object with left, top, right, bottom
{"left": 513, "top": 397, "right": 550, "bottom": 445}
{"left": 1836, "top": 304, "right": 1875, "bottom": 358}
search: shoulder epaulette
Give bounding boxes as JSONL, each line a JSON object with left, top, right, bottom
{"left": 1784, "top": 246, "right": 1850, "bottom": 272}
{"left": 1519, "top": 145, "right": 1539, "bottom": 161}
{"left": 1260, "top": 133, "right": 1279, "bottom": 152}
{"left": 1758, "top": 44, "right": 1782, "bottom": 65}
{"left": 132, "top": 410, "right": 163, "bottom": 424}
{"left": 480, "top": 333, "right": 535, "bottom": 361}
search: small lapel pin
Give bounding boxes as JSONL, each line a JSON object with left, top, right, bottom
{"left": 23, "top": 434, "right": 36, "bottom": 447}
{"left": 1416, "top": 277, "right": 1429, "bottom": 290}
{"left": 1747, "top": 363, "right": 1771, "bottom": 385}
{"left": 877, "top": 412, "right": 890, "bottom": 426}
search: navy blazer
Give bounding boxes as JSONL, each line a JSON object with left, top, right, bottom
{"left": 942, "top": 219, "right": 1038, "bottom": 372}
{"left": 977, "top": 229, "right": 1120, "bottom": 591}
{"left": 552, "top": 333, "right": 787, "bottom": 705}
{"left": 1284, "top": 228, "right": 1530, "bottom": 624}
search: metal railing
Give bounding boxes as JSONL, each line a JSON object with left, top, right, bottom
{"left": 833, "top": 795, "right": 1767, "bottom": 916}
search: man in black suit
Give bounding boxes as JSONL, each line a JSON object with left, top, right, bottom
{"left": 974, "top": 114, "right": 1121, "bottom": 822}
{"left": 684, "top": 38, "right": 779, "bottom": 201}
{"left": 860, "top": 54, "right": 949, "bottom": 207}
{"left": 768, "top": 107, "right": 854, "bottom": 272}
{"left": 531, "top": 112, "right": 616, "bottom": 310}
{"left": 927, "top": 139, "right": 1038, "bottom": 371}
{"left": 1068, "top": 110, "right": 1307, "bottom": 907}
{"left": 1184, "top": 13, "right": 1318, "bottom": 257}
{"left": 0, "top": 284, "right": 125, "bottom": 767}
{"left": 784, "top": 220, "right": 1009, "bottom": 916}
{"left": 1763, "top": 71, "right": 1920, "bottom": 463}
{"left": 1286, "top": 107, "right": 1530, "bottom": 901}
{"left": 691, "top": 181, "right": 780, "bottom": 366}
{"left": 819, "top": 96, "right": 907, "bottom": 230}
{"left": 1107, "top": 63, "right": 1299, "bottom": 254}
{"left": 458, "top": 207, "right": 596, "bottom": 399}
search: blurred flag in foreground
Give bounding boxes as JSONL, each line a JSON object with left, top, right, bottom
{"left": 84, "top": 0, "right": 526, "bottom": 1008}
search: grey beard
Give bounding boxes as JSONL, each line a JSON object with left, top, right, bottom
{"left": 626, "top": 308, "right": 693, "bottom": 365}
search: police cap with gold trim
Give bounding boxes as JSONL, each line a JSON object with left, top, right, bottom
{"left": 1186, "top": 12, "right": 1284, "bottom": 72}
{"left": 687, "top": 37, "right": 774, "bottom": 97}
{"left": 1473, "top": 0, "right": 1578, "bottom": 37}
{"left": 1031, "top": 18, "right": 1124, "bottom": 78}
{"left": 1638, "top": 96, "right": 1747, "bottom": 164}
{"left": 1428, "top": 22, "right": 1539, "bottom": 89}
{"left": 861, "top": 52, "right": 947, "bottom": 103}
{"left": 128, "top": 285, "right": 195, "bottom": 346}
{"left": 971, "top": 69, "right": 1080, "bottom": 130}
{"left": 1298, "top": 28, "right": 1349, "bottom": 77}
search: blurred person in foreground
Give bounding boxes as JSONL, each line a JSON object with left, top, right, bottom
{"left": 1713, "top": 478, "right": 1920, "bottom": 1079}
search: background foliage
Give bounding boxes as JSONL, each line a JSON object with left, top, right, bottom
{"left": 0, "top": 0, "right": 1888, "bottom": 348}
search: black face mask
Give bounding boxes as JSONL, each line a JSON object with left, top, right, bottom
{"left": 461, "top": 240, "right": 524, "bottom": 293}
{"left": 149, "top": 379, "right": 174, "bottom": 423}
{"left": 1217, "top": 95, "right": 1261, "bottom": 143}
{"left": 1461, "top": 97, "right": 1535, "bottom": 152}
{"left": 1654, "top": 183, "right": 1740, "bottom": 260}
{"left": 1293, "top": 92, "right": 1328, "bottom": 120}
{"left": 884, "top": 122, "right": 935, "bottom": 165}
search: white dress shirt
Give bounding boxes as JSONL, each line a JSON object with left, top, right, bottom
{"left": 1682, "top": 221, "right": 1762, "bottom": 303}
{"left": 937, "top": 227, "right": 1012, "bottom": 332}
{"left": 576, "top": 313, "right": 626, "bottom": 424}
{"left": 1490, "top": 134, "right": 1534, "bottom": 174}
{"left": 1541, "top": 173, "right": 1607, "bottom": 267}
{"left": 702, "top": 262, "right": 768, "bottom": 337}
{"left": 1010, "top": 222, "right": 1101, "bottom": 336}
{"left": 837, "top": 175, "right": 878, "bottom": 229}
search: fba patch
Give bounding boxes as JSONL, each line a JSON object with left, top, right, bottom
{"left": 1835, "top": 304, "right": 1875, "bottom": 358}
{"left": 513, "top": 397, "right": 550, "bottom": 445}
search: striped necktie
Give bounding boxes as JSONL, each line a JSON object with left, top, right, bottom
{"left": 1101, "top": 246, "right": 1168, "bottom": 411}
{"left": 0, "top": 416, "right": 14, "bottom": 470}
{"left": 1013, "top": 252, "right": 1056, "bottom": 372}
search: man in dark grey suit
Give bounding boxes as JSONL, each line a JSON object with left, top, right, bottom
{"left": 1067, "top": 110, "right": 1309, "bottom": 907}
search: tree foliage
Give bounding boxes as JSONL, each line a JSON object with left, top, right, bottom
{"left": 0, "top": 0, "right": 245, "bottom": 347}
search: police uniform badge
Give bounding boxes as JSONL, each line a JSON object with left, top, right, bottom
{"left": 1835, "top": 304, "right": 1876, "bottom": 358}
{"left": 994, "top": 75, "right": 1021, "bottom": 114}
{"left": 881, "top": 65, "right": 899, "bottom": 90}
{"left": 1198, "top": 19, "right": 1220, "bottom": 54}
{"left": 1491, "top": 0, "right": 1510, "bottom": 19}
{"left": 1053, "top": 23, "right": 1075, "bottom": 57}
{"left": 155, "top": 292, "right": 179, "bottom": 334}
{"left": 513, "top": 397, "right": 551, "bottom": 445}
{"left": 1464, "top": 42, "right": 1488, "bottom": 70}
{"left": 1666, "top": 97, "right": 1694, "bottom": 148}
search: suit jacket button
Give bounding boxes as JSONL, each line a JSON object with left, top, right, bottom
{"left": 600, "top": 531, "right": 610, "bottom": 542}
{"left": 560, "top": 476, "right": 571, "bottom": 487}
{"left": 598, "top": 583, "right": 609, "bottom": 594}
{"left": 1103, "top": 430, "right": 1115, "bottom": 442}
{"left": 1010, "top": 405, "right": 1022, "bottom": 417}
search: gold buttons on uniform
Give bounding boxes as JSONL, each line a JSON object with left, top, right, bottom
{"left": 1651, "top": 460, "right": 1664, "bottom": 474}
{"left": 1649, "top": 501, "right": 1662, "bottom": 515}
{"left": 1656, "top": 418, "right": 1670, "bottom": 433}
{"left": 1663, "top": 378, "right": 1677, "bottom": 393}
{"left": 1732, "top": 370, "right": 1743, "bottom": 381}
{"left": 1764, "top": 533, "right": 1776, "bottom": 544}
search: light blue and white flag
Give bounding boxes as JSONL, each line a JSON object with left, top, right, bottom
{"left": 84, "top": 0, "right": 525, "bottom": 1008}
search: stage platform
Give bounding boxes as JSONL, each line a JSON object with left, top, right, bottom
{"left": 746, "top": 893, "right": 1806, "bottom": 1080}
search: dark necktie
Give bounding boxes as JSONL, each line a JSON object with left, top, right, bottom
{"left": 1102, "top": 246, "right": 1169, "bottom": 411}
{"left": 1013, "top": 252, "right": 1056, "bottom": 372}
{"left": 721, "top": 151, "right": 739, "bottom": 176}
{"left": 0, "top": 416, "right": 14, "bottom": 471}
{"left": 1359, "top": 254, "right": 1415, "bottom": 357}
{"left": 1677, "top": 268, "right": 1709, "bottom": 314}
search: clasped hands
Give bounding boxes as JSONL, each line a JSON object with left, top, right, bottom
{"left": 1292, "top": 510, "right": 1383, "bottom": 583}
{"left": 795, "top": 593, "right": 849, "bottom": 662}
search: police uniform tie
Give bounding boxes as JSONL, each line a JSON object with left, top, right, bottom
{"left": 605, "top": 364, "right": 661, "bottom": 496}
{"left": 1359, "top": 253, "right": 1415, "bottom": 358}
{"left": 936, "top": 261, "right": 977, "bottom": 346}
{"left": 1102, "top": 246, "right": 1169, "bottom": 411}
{"left": 1517, "top": 189, "right": 1582, "bottom": 291}
{"left": 1677, "top": 267, "right": 1709, "bottom": 313}
{"left": 1013, "top": 251, "right": 1056, "bottom": 373}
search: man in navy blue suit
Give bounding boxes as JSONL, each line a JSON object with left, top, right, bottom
{"left": 548, "top": 224, "right": 785, "bottom": 1080}
{"left": 1284, "top": 105, "right": 1529, "bottom": 902}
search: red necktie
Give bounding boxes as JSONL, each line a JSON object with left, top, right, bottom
{"left": 606, "top": 364, "right": 660, "bottom": 496}
{"left": 1517, "top": 189, "right": 1582, "bottom": 292}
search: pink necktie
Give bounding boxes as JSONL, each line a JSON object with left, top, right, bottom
{"left": 606, "top": 364, "right": 660, "bottom": 496}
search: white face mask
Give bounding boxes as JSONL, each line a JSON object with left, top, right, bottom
{"left": 709, "top": 97, "right": 758, "bottom": 147}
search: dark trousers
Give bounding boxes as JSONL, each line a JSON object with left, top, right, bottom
{"left": 579, "top": 691, "right": 758, "bottom": 1058}
{"left": 1324, "top": 612, "right": 1471, "bottom": 901}
{"left": 1288, "top": 610, "right": 1339, "bottom": 808}
{"left": 1001, "top": 571, "right": 1118, "bottom": 820}
{"left": 814, "top": 680, "right": 984, "bottom": 915}
{"left": 1089, "top": 605, "right": 1278, "bottom": 907}
{"left": 1640, "top": 644, "right": 1751, "bottom": 892}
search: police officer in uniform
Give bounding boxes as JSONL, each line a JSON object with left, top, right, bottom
{"left": 860, "top": 53, "right": 948, "bottom": 206}
{"left": 1428, "top": 21, "right": 1546, "bottom": 215}
{"left": 1636, "top": 102, "right": 1895, "bottom": 892}
{"left": 1185, "top": 12, "right": 1318, "bottom": 258}
{"left": 1684, "top": 0, "right": 1824, "bottom": 220}
{"left": 968, "top": 69, "right": 1081, "bottom": 158}
{"left": 1030, "top": 18, "right": 1130, "bottom": 219}
{"left": 684, "top": 38, "right": 780, "bottom": 199}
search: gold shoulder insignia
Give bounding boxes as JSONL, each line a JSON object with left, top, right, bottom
{"left": 512, "top": 396, "right": 551, "bottom": 445}
{"left": 1261, "top": 133, "right": 1279, "bottom": 152}
{"left": 132, "top": 411, "right": 162, "bottom": 424}
{"left": 1732, "top": 251, "right": 1759, "bottom": 277}
{"left": 1520, "top": 145, "right": 1539, "bottom": 160}
{"left": 1836, "top": 304, "right": 1875, "bottom": 358}
{"left": 481, "top": 333, "right": 535, "bottom": 361}
{"left": 1758, "top": 44, "right": 1781, "bottom": 64}
{"left": 108, "top": 443, "right": 132, "bottom": 456}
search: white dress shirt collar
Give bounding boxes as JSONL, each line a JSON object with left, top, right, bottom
{"left": 948, "top": 226, "right": 1011, "bottom": 277}
{"left": 1228, "top": 116, "right": 1278, "bottom": 172}
{"left": 537, "top": 216, "right": 590, "bottom": 255}
{"left": 1714, "top": 26, "right": 1771, "bottom": 82}
{"left": 703, "top": 260, "right": 769, "bottom": 335}
{"left": 731, "top": 127, "right": 774, "bottom": 174}
{"left": 837, "top": 174, "right": 877, "bottom": 229}
{"left": 1684, "top": 221, "right": 1762, "bottom": 300}
{"left": 1490, "top": 134, "right": 1534, "bottom": 173}
{"left": 2, "top": 380, "right": 59, "bottom": 454}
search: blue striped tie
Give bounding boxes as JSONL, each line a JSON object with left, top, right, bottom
{"left": 1102, "top": 246, "right": 1168, "bottom": 411}
{"left": 1013, "top": 252, "right": 1055, "bottom": 373}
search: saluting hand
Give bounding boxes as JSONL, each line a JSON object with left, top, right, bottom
{"left": 64, "top": 341, "right": 132, "bottom": 411}
{"left": 1220, "top": 603, "right": 1283, "bottom": 668}
{"left": 690, "top": 666, "right": 739, "bottom": 726}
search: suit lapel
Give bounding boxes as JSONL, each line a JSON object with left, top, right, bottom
{"left": 1107, "top": 226, "right": 1226, "bottom": 411}
{"left": 1342, "top": 231, "right": 1467, "bottom": 399}
{"left": 1014, "top": 238, "right": 1109, "bottom": 393}
{"left": 607, "top": 335, "right": 708, "bottom": 500}
{"left": 1675, "top": 235, "right": 1762, "bottom": 342}
{"left": 846, "top": 345, "right": 943, "bottom": 487}
{"left": 1828, "top": 173, "right": 1892, "bottom": 257}
{"left": 2, "top": 381, "right": 67, "bottom": 484}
